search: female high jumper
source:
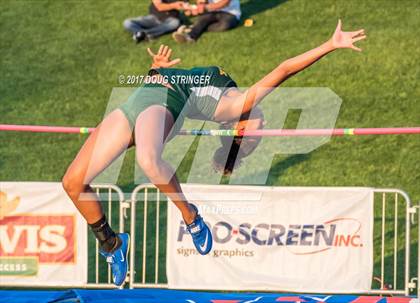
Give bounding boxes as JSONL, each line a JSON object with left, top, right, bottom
{"left": 62, "top": 20, "right": 366, "bottom": 286}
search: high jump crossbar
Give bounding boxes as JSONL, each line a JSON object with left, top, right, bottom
{"left": 1, "top": 124, "right": 420, "bottom": 137}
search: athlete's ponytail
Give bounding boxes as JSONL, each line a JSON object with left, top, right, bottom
{"left": 212, "top": 107, "right": 264, "bottom": 176}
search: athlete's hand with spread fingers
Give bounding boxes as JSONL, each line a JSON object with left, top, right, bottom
{"left": 330, "top": 19, "right": 366, "bottom": 52}
{"left": 148, "top": 45, "right": 181, "bottom": 69}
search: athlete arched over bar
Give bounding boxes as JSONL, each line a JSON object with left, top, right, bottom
{"left": 62, "top": 20, "right": 366, "bottom": 286}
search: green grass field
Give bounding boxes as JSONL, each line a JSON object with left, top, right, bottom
{"left": 1, "top": 0, "right": 419, "bottom": 293}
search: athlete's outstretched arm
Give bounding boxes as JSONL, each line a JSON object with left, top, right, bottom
{"left": 241, "top": 20, "right": 366, "bottom": 112}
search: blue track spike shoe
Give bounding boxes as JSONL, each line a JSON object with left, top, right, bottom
{"left": 99, "top": 233, "right": 130, "bottom": 287}
{"left": 186, "top": 204, "right": 213, "bottom": 255}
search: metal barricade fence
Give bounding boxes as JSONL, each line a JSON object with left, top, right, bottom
{"left": 370, "top": 189, "right": 413, "bottom": 296}
{"left": 129, "top": 184, "right": 168, "bottom": 289}
{"left": 4, "top": 183, "right": 416, "bottom": 293}
{"left": 128, "top": 184, "right": 419, "bottom": 296}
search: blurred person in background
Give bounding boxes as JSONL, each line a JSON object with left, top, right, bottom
{"left": 173, "top": 0, "right": 241, "bottom": 43}
{"left": 123, "top": 0, "right": 188, "bottom": 43}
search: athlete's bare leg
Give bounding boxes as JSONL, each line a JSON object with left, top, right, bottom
{"left": 134, "top": 105, "right": 196, "bottom": 224}
{"left": 62, "top": 109, "right": 134, "bottom": 224}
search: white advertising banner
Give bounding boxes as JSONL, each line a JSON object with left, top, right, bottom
{"left": 0, "top": 182, "right": 87, "bottom": 286}
{"left": 167, "top": 185, "right": 373, "bottom": 293}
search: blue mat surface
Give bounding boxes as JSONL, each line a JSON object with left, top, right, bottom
{"left": 0, "top": 289, "right": 416, "bottom": 303}
{"left": 0, "top": 290, "right": 64, "bottom": 303}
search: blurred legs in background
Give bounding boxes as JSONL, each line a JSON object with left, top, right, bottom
{"left": 173, "top": 12, "right": 238, "bottom": 43}
{"left": 123, "top": 15, "right": 180, "bottom": 42}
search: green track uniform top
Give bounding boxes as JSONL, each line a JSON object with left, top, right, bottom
{"left": 119, "top": 66, "right": 237, "bottom": 132}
